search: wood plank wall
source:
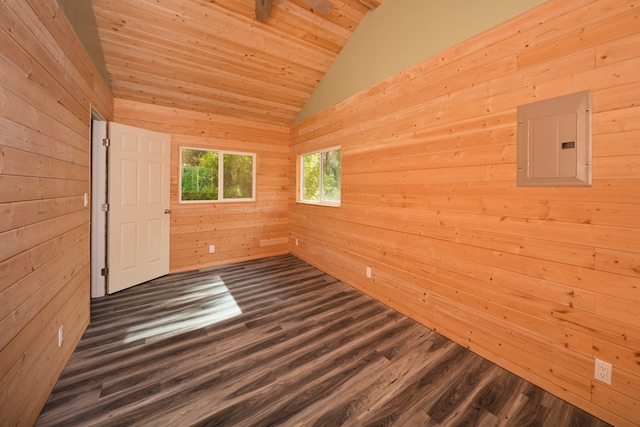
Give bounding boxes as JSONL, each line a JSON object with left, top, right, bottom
{"left": 113, "top": 99, "right": 290, "bottom": 273}
{"left": 0, "top": 0, "right": 113, "bottom": 424}
{"left": 289, "top": 0, "right": 640, "bottom": 425}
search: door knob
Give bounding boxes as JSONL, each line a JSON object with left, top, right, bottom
{"left": 164, "top": 209, "right": 171, "bottom": 214}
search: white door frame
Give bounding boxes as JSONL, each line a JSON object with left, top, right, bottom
{"left": 91, "top": 108, "right": 107, "bottom": 298}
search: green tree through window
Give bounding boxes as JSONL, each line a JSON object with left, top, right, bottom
{"left": 300, "top": 147, "right": 340, "bottom": 205}
{"left": 321, "top": 149, "right": 340, "bottom": 202}
{"left": 223, "top": 153, "right": 254, "bottom": 199}
{"left": 181, "top": 148, "right": 255, "bottom": 202}
{"left": 302, "top": 152, "right": 320, "bottom": 201}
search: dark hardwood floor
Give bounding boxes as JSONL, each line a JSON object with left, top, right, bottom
{"left": 36, "top": 255, "right": 610, "bottom": 426}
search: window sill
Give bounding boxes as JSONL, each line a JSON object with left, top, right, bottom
{"left": 179, "top": 198, "right": 256, "bottom": 204}
{"left": 296, "top": 200, "right": 341, "bottom": 208}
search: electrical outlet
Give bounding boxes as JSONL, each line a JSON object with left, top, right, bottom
{"left": 58, "top": 326, "right": 64, "bottom": 347}
{"left": 594, "top": 358, "right": 612, "bottom": 385}
{"left": 366, "top": 266, "right": 372, "bottom": 279}
{"left": 209, "top": 245, "right": 215, "bottom": 253}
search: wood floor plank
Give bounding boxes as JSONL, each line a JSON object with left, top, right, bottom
{"left": 36, "top": 254, "right": 611, "bottom": 427}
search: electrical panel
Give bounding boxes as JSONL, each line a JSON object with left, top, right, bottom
{"left": 517, "top": 90, "right": 592, "bottom": 187}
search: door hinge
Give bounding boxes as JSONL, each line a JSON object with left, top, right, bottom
{"left": 102, "top": 137, "right": 110, "bottom": 148}
{"left": 101, "top": 267, "right": 108, "bottom": 277}
{"left": 101, "top": 203, "right": 109, "bottom": 212}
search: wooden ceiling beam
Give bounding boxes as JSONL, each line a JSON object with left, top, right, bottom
{"left": 256, "top": 0, "right": 272, "bottom": 22}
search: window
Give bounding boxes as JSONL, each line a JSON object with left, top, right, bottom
{"left": 180, "top": 147, "right": 255, "bottom": 202}
{"left": 299, "top": 146, "right": 340, "bottom": 206}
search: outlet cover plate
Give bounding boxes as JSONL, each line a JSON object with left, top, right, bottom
{"left": 594, "top": 358, "right": 612, "bottom": 385}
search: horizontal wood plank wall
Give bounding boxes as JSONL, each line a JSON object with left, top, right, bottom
{"left": 289, "top": 0, "right": 640, "bottom": 425}
{"left": 113, "top": 99, "right": 290, "bottom": 273}
{"left": 0, "top": 0, "right": 114, "bottom": 424}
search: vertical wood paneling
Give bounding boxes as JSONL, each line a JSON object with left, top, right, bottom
{"left": 289, "top": 0, "right": 640, "bottom": 425}
{"left": 0, "top": 0, "right": 113, "bottom": 424}
{"left": 113, "top": 99, "right": 290, "bottom": 273}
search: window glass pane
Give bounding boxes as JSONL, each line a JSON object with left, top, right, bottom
{"left": 321, "top": 149, "right": 341, "bottom": 202}
{"left": 302, "top": 152, "right": 320, "bottom": 201}
{"left": 223, "top": 153, "right": 254, "bottom": 199}
{"left": 181, "top": 148, "right": 218, "bottom": 201}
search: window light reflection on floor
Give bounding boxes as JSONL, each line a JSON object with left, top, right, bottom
{"left": 123, "top": 277, "right": 242, "bottom": 344}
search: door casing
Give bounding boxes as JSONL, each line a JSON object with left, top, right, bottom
{"left": 91, "top": 109, "right": 107, "bottom": 299}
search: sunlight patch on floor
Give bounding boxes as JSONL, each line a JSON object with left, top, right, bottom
{"left": 123, "top": 277, "right": 242, "bottom": 343}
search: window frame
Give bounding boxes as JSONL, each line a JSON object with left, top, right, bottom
{"left": 298, "top": 145, "right": 341, "bottom": 207}
{"left": 179, "top": 146, "right": 256, "bottom": 203}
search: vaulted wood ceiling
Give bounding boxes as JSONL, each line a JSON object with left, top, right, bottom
{"left": 91, "top": 0, "right": 380, "bottom": 125}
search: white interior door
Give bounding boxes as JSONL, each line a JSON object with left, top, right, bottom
{"left": 108, "top": 122, "right": 171, "bottom": 294}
